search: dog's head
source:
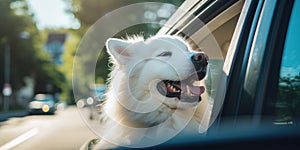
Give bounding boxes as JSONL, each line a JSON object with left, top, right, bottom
{"left": 106, "top": 35, "right": 208, "bottom": 109}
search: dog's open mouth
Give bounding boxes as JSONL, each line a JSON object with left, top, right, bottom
{"left": 157, "top": 77, "right": 205, "bottom": 103}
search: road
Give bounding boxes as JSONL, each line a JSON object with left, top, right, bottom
{"left": 0, "top": 106, "right": 98, "bottom": 150}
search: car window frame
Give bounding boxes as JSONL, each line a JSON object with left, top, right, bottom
{"left": 174, "top": 0, "right": 239, "bottom": 37}
{"left": 209, "top": 0, "right": 261, "bottom": 129}
{"left": 158, "top": 0, "right": 239, "bottom": 37}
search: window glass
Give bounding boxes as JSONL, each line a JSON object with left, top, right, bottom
{"left": 275, "top": 0, "right": 300, "bottom": 125}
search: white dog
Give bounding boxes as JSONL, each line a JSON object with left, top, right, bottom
{"left": 93, "top": 35, "right": 209, "bottom": 149}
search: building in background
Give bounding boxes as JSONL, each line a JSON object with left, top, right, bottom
{"left": 45, "top": 33, "right": 67, "bottom": 65}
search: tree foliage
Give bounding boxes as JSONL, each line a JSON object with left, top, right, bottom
{"left": 67, "top": 0, "right": 184, "bottom": 29}
{"left": 276, "top": 73, "right": 300, "bottom": 123}
{"left": 0, "top": 0, "right": 65, "bottom": 102}
{"left": 60, "top": 31, "right": 81, "bottom": 103}
{"left": 63, "top": 0, "right": 184, "bottom": 100}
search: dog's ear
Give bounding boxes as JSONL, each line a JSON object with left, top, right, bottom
{"left": 106, "top": 38, "right": 131, "bottom": 65}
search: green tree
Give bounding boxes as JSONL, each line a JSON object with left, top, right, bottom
{"left": 64, "top": 0, "right": 184, "bottom": 100}
{"left": 60, "top": 31, "right": 81, "bottom": 104}
{"left": 0, "top": 0, "right": 65, "bottom": 109}
{"left": 276, "top": 73, "right": 300, "bottom": 124}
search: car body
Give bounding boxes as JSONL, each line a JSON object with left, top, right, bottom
{"left": 78, "top": 0, "right": 300, "bottom": 149}
{"left": 136, "top": 0, "right": 300, "bottom": 149}
{"left": 28, "top": 94, "right": 56, "bottom": 115}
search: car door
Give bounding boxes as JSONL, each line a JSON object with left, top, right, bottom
{"left": 155, "top": 0, "right": 300, "bottom": 148}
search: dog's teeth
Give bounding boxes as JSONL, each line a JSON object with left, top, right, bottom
{"left": 174, "top": 88, "right": 178, "bottom": 93}
{"left": 172, "top": 87, "right": 175, "bottom": 92}
{"left": 166, "top": 83, "right": 181, "bottom": 93}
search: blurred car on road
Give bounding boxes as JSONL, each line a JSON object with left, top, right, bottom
{"left": 28, "top": 94, "right": 56, "bottom": 115}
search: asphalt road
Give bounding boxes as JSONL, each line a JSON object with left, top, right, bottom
{"left": 0, "top": 106, "right": 98, "bottom": 150}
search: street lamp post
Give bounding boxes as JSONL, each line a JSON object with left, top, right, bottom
{"left": 2, "top": 32, "right": 29, "bottom": 111}
{"left": 2, "top": 43, "right": 12, "bottom": 111}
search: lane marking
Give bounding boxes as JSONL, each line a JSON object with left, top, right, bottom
{"left": 0, "top": 128, "right": 39, "bottom": 150}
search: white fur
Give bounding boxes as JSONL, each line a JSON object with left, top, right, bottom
{"left": 94, "top": 35, "right": 209, "bottom": 149}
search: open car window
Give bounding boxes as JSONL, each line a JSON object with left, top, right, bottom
{"left": 158, "top": 0, "right": 245, "bottom": 131}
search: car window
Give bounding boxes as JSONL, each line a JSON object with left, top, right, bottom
{"left": 274, "top": 0, "right": 300, "bottom": 125}
{"left": 158, "top": 0, "right": 245, "bottom": 130}
{"left": 180, "top": 1, "right": 244, "bottom": 130}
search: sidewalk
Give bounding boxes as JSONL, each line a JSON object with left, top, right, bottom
{"left": 0, "top": 110, "right": 28, "bottom": 122}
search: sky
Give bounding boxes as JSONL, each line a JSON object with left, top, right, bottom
{"left": 26, "top": 0, "right": 80, "bottom": 29}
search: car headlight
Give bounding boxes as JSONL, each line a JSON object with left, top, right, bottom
{"left": 42, "top": 105, "right": 50, "bottom": 112}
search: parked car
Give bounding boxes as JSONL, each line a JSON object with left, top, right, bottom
{"left": 153, "top": 0, "right": 300, "bottom": 149}
{"left": 28, "top": 94, "right": 56, "bottom": 115}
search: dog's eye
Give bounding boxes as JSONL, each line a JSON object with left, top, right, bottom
{"left": 157, "top": 51, "right": 172, "bottom": 57}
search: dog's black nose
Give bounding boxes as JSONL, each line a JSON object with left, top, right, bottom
{"left": 191, "top": 53, "right": 208, "bottom": 66}
{"left": 191, "top": 52, "right": 208, "bottom": 80}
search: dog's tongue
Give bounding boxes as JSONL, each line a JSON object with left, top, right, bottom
{"left": 194, "top": 86, "right": 205, "bottom": 95}
{"left": 174, "top": 83, "right": 205, "bottom": 95}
